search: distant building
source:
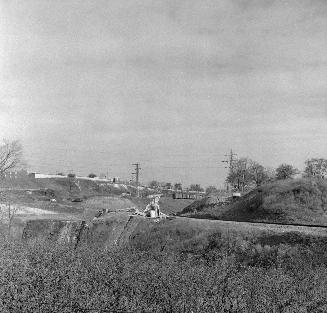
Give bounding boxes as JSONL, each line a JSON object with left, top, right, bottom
{"left": 28, "top": 173, "right": 67, "bottom": 179}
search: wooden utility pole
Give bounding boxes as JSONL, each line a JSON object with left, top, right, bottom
{"left": 241, "top": 159, "right": 247, "bottom": 192}
{"left": 222, "top": 149, "right": 237, "bottom": 191}
{"left": 132, "top": 163, "right": 141, "bottom": 197}
{"left": 222, "top": 149, "right": 237, "bottom": 170}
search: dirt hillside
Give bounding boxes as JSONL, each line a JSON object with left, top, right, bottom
{"left": 21, "top": 213, "right": 327, "bottom": 251}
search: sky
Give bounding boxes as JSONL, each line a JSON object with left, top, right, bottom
{"left": 0, "top": 0, "right": 327, "bottom": 187}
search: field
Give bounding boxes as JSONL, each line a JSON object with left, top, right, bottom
{"left": 2, "top": 215, "right": 327, "bottom": 312}
{"left": 2, "top": 178, "right": 327, "bottom": 312}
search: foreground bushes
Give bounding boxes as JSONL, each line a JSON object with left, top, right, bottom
{"left": 1, "top": 234, "right": 327, "bottom": 312}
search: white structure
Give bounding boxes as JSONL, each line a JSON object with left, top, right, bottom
{"left": 29, "top": 173, "right": 67, "bottom": 179}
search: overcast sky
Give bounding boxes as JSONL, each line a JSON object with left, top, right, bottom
{"left": 1, "top": 0, "right": 327, "bottom": 187}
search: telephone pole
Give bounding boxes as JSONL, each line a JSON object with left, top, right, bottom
{"left": 222, "top": 149, "right": 237, "bottom": 170}
{"left": 221, "top": 149, "right": 237, "bottom": 191}
{"left": 132, "top": 163, "right": 141, "bottom": 197}
{"left": 241, "top": 159, "right": 247, "bottom": 192}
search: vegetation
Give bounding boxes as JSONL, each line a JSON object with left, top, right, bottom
{"left": 165, "top": 182, "right": 172, "bottom": 189}
{"left": 148, "top": 181, "right": 173, "bottom": 189}
{"left": 189, "top": 184, "right": 204, "bottom": 192}
{"left": 180, "top": 178, "right": 327, "bottom": 225}
{"left": 0, "top": 191, "right": 18, "bottom": 237}
{"left": 206, "top": 185, "right": 218, "bottom": 194}
{"left": 226, "top": 158, "right": 272, "bottom": 190}
{"left": 304, "top": 158, "right": 327, "bottom": 179}
{"left": 174, "top": 183, "right": 182, "bottom": 191}
{"left": 276, "top": 164, "right": 299, "bottom": 180}
{"left": 1, "top": 143, "right": 327, "bottom": 311}
{"left": 148, "top": 180, "right": 160, "bottom": 189}
{"left": 87, "top": 173, "right": 97, "bottom": 178}
{"left": 1, "top": 228, "right": 327, "bottom": 312}
{"left": 0, "top": 140, "right": 23, "bottom": 177}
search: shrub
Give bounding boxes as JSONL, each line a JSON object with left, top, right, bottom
{"left": 1, "top": 231, "right": 327, "bottom": 312}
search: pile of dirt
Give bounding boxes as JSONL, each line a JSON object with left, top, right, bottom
{"left": 179, "top": 178, "right": 327, "bottom": 226}
{"left": 22, "top": 219, "right": 86, "bottom": 244}
{"left": 21, "top": 213, "right": 148, "bottom": 247}
{"left": 85, "top": 213, "right": 145, "bottom": 247}
{"left": 178, "top": 195, "right": 222, "bottom": 215}
{"left": 157, "top": 196, "right": 195, "bottom": 215}
{"left": 82, "top": 196, "right": 138, "bottom": 219}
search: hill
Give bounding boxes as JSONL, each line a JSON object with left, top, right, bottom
{"left": 4, "top": 180, "right": 327, "bottom": 313}
{"left": 6, "top": 211, "right": 327, "bottom": 313}
{"left": 0, "top": 176, "right": 140, "bottom": 198}
{"left": 179, "top": 178, "right": 327, "bottom": 225}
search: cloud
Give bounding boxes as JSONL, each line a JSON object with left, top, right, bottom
{"left": 1, "top": 0, "right": 327, "bottom": 185}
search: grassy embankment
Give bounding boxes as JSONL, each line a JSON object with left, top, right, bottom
{"left": 180, "top": 178, "right": 327, "bottom": 226}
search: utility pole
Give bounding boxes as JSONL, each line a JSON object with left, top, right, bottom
{"left": 132, "top": 163, "right": 141, "bottom": 197}
{"left": 222, "top": 149, "right": 237, "bottom": 170}
{"left": 241, "top": 159, "right": 247, "bottom": 192}
{"left": 222, "top": 149, "right": 237, "bottom": 191}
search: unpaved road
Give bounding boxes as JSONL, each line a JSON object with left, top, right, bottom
{"left": 175, "top": 216, "right": 327, "bottom": 237}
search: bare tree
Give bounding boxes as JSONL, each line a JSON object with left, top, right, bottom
{"left": 0, "top": 191, "right": 18, "bottom": 237}
{"left": 226, "top": 157, "right": 270, "bottom": 190}
{"left": 0, "top": 140, "right": 23, "bottom": 177}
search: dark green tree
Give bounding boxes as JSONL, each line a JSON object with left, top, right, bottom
{"left": 165, "top": 182, "right": 172, "bottom": 189}
{"left": 304, "top": 158, "right": 327, "bottom": 179}
{"left": 276, "top": 164, "right": 298, "bottom": 180}
{"left": 174, "top": 183, "right": 182, "bottom": 191}
{"left": 148, "top": 180, "right": 160, "bottom": 189}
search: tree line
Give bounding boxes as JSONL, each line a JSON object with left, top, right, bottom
{"left": 148, "top": 158, "right": 327, "bottom": 194}
{"left": 0, "top": 139, "right": 326, "bottom": 195}
{"left": 226, "top": 157, "right": 327, "bottom": 192}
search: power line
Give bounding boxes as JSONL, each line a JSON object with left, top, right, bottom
{"left": 221, "top": 149, "right": 238, "bottom": 191}
{"left": 132, "top": 163, "right": 141, "bottom": 197}
{"left": 221, "top": 149, "right": 237, "bottom": 170}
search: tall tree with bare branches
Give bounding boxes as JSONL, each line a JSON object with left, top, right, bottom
{"left": 0, "top": 140, "right": 23, "bottom": 177}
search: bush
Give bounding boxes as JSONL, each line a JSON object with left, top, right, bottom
{"left": 1, "top": 231, "right": 327, "bottom": 312}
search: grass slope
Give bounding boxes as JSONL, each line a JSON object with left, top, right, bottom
{"left": 179, "top": 178, "right": 327, "bottom": 225}
{"left": 1, "top": 176, "right": 139, "bottom": 198}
